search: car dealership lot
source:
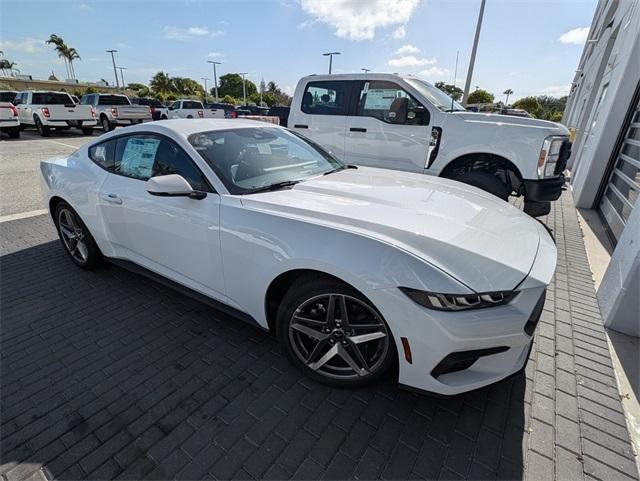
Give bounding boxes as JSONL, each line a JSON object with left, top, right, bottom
{"left": 1, "top": 138, "right": 638, "bottom": 480}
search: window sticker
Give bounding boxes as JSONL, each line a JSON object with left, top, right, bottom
{"left": 120, "top": 138, "right": 160, "bottom": 178}
{"left": 364, "top": 89, "right": 399, "bottom": 110}
{"left": 257, "top": 142, "right": 272, "bottom": 155}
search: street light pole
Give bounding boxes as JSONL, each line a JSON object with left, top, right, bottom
{"left": 207, "top": 60, "right": 221, "bottom": 102}
{"left": 361, "top": 68, "right": 371, "bottom": 73}
{"left": 117, "top": 67, "right": 127, "bottom": 89}
{"left": 323, "top": 52, "right": 341, "bottom": 74}
{"left": 201, "top": 77, "right": 210, "bottom": 103}
{"left": 239, "top": 72, "right": 248, "bottom": 106}
{"left": 462, "top": 0, "right": 486, "bottom": 106}
{"left": 106, "top": 49, "right": 119, "bottom": 88}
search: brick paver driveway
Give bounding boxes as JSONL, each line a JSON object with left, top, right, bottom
{"left": 1, "top": 192, "right": 638, "bottom": 480}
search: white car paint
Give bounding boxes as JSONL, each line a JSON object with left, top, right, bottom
{"left": 0, "top": 102, "right": 20, "bottom": 137}
{"left": 39, "top": 119, "right": 556, "bottom": 394}
{"left": 15, "top": 91, "right": 97, "bottom": 130}
{"left": 167, "top": 100, "right": 225, "bottom": 120}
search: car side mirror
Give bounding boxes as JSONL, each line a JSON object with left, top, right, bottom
{"left": 389, "top": 97, "right": 408, "bottom": 124}
{"left": 146, "top": 174, "right": 206, "bottom": 199}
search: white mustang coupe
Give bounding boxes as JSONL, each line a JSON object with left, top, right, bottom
{"left": 40, "top": 119, "right": 556, "bottom": 395}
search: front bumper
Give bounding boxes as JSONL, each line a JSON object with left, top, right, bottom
{"left": 523, "top": 175, "right": 565, "bottom": 202}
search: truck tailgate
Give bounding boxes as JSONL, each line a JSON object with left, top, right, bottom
{"left": 202, "top": 109, "right": 224, "bottom": 119}
{"left": 113, "top": 105, "right": 152, "bottom": 120}
{"left": 0, "top": 105, "right": 16, "bottom": 121}
{"left": 47, "top": 105, "right": 95, "bottom": 121}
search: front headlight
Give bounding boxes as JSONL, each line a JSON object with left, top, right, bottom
{"left": 399, "top": 287, "right": 517, "bottom": 311}
{"left": 537, "top": 136, "right": 565, "bottom": 178}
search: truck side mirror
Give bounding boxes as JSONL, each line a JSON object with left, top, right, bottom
{"left": 389, "top": 97, "right": 408, "bottom": 124}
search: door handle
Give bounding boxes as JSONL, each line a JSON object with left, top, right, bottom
{"left": 102, "top": 193, "right": 123, "bottom": 205}
{"left": 294, "top": 124, "right": 309, "bottom": 129}
{"left": 349, "top": 127, "right": 367, "bottom": 133}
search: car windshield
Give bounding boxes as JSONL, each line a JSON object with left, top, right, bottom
{"left": 98, "top": 95, "right": 131, "bottom": 105}
{"left": 404, "top": 78, "right": 466, "bottom": 112}
{"left": 183, "top": 101, "right": 203, "bottom": 109}
{"left": 188, "top": 127, "right": 344, "bottom": 194}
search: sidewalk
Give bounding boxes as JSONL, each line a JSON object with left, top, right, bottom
{"left": 0, "top": 191, "right": 638, "bottom": 480}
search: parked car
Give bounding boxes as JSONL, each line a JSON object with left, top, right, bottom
{"left": 0, "top": 102, "right": 20, "bottom": 138}
{"left": 288, "top": 74, "right": 571, "bottom": 217}
{"left": 132, "top": 97, "right": 168, "bottom": 121}
{"left": 40, "top": 119, "right": 556, "bottom": 395}
{"left": 0, "top": 90, "right": 17, "bottom": 103}
{"left": 239, "top": 105, "right": 270, "bottom": 116}
{"left": 205, "top": 102, "right": 236, "bottom": 118}
{"left": 267, "top": 106, "right": 290, "bottom": 127}
{"left": 233, "top": 107, "right": 252, "bottom": 117}
{"left": 81, "top": 93, "right": 152, "bottom": 132}
{"left": 14, "top": 91, "right": 96, "bottom": 136}
{"left": 167, "top": 100, "right": 224, "bottom": 119}
{"left": 500, "top": 108, "right": 533, "bottom": 118}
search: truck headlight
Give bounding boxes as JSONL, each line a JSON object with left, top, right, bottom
{"left": 399, "top": 287, "right": 517, "bottom": 311}
{"left": 537, "top": 136, "right": 565, "bottom": 178}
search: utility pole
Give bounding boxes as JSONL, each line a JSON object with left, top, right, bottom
{"left": 239, "top": 72, "right": 248, "bottom": 106}
{"left": 462, "top": 0, "right": 486, "bottom": 106}
{"left": 106, "top": 50, "right": 119, "bottom": 88}
{"left": 207, "top": 60, "right": 221, "bottom": 102}
{"left": 323, "top": 52, "right": 341, "bottom": 74}
{"left": 117, "top": 67, "right": 127, "bottom": 89}
{"left": 201, "top": 77, "right": 210, "bottom": 103}
{"left": 361, "top": 68, "right": 371, "bottom": 73}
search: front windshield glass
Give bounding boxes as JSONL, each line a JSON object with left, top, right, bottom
{"left": 405, "top": 78, "right": 466, "bottom": 112}
{"left": 188, "top": 127, "right": 344, "bottom": 194}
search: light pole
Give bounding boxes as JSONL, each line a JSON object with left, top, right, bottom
{"left": 117, "top": 67, "right": 127, "bottom": 89}
{"left": 207, "top": 61, "right": 221, "bottom": 102}
{"left": 106, "top": 49, "right": 119, "bottom": 88}
{"left": 323, "top": 52, "right": 340, "bottom": 74}
{"left": 201, "top": 77, "right": 210, "bottom": 103}
{"left": 239, "top": 72, "right": 248, "bottom": 106}
{"left": 361, "top": 68, "right": 371, "bottom": 73}
{"left": 462, "top": 0, "right": 486, "bottom": 106}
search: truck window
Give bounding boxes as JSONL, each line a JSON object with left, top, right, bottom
{"left": 301, "top": 81, "right": 349, "bottom": 116}
{"left": 0, "top": 92, "right": 17, "bottom": 102}
{"left": 356, "top": 81, "right": 429, "bottom": 125}
{"left": 98, "top": 95, "right": 131, "bottom": 106}
{"left": 32, "top": 92, "right": 74, "bottom": 105}
{"left": 183, "top": 101, "right": 203, "bottom": 109}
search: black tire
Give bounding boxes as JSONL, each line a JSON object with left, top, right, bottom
{"left": 53, "top": 201, "right": 101, "bottom": 269}
{"left": 8, "top": 126, "right": 20, "bottom": 139}
{"left": 101, "top": 116, "right": 113, "bottom": 132}
{"left": 453, "top": 171, "right": 509, "bottom": 200}
{"left": 81, "top": 127, "right": 94, "bottom": 136}
{"left": 277, "top": 277, "right": 396, "bottom": 388}
{"left": 161, "top": 115, "right": 168, "bottom": 120}
{"left": 186, "top": 115, "right": 193, "bottom": 119}
{"left": 34, "top": 116, "right": 50, "bottom": 137}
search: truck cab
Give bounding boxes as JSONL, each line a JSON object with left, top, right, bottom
{"left": 81, "top": 93, "right": 152, "bottom": 132}
{"left": 167, "top": 100, "right": 225, "bottom": 120}
{"left": 288, "top": 74, "right": 571, "bottom": 216}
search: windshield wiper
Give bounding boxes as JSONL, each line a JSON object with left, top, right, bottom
{"left": 323, "top": 164, "right": 357, "bottom": 176}
{"left": 246, "top": 180, "right": 302, "bottom": 194}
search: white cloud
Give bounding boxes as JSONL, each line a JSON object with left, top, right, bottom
{"left": 388, "top": 55, "right": 436, "bottom": 67}
{"left": 391, "top": 26, "right": 406, "bottom": 39}
{"left": 162, "top": 26, "right": 221, "bottom": 40}
{"left": 300, "top": 0, "right": 420, "bottom": 40}
{"left": 541, "top": 84, "right": 571, "bottom": 96}
{"left": 419, "top": 66, "right": 449, "bottom": 78}
{"left": 395, "top": 44, "right": 420, "bottom": 55}
{"left": 559, "top": 27, "right": 589, "bottom": 45}
{"left": 0, "top": 38, "right": 44, "bottom": 54}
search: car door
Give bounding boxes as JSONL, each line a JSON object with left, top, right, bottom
{"left": 290, "top": 80, "right": 350, "bottom": 161}
{"left": 343, "top": 80, "right": 432, "bottom": 173}
{"left": 15, "top": 93, "right": 30, "bottom": 123}
{"left": 96, "top": 133, "right": 225, "bottom": 298}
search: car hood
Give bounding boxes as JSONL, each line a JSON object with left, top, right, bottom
{"left": 240, "top": 167, "right": 542, "bottom": 292}
{"left": 451, "top": 111, "right": 570, "bottom": 134}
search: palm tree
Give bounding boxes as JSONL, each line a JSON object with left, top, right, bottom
{"left": 66, "top": 47, "right": 81, "bottom": 79}
{"left": 150, "top": 71, "right": 174, "bottom": 95}
{"left": 46, "top": 34, "right": 70, "bottom": 79}
{"left": 503, "top": 88, "right": 514, "bottom": 106}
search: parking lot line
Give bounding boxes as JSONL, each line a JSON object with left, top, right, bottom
{"left": 0, "top": 209, "right": 48, "bottom": 223}
{"left": 44, "top": 139, "right": 81, "bottom": 149}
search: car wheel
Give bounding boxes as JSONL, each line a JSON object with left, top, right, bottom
{"left": 101, "top": 116, "right": 113, "bottom": 132}
{"left": 34, "top": 116, "right": 50, "bottom": 137}
{"left": 81, "top": 127, "right": 94, "bottom": 136}
{"left": 54, "top": 202, "right": 101, "bottom": 269}
{"left": 8, "top": 126, "right": 20, "bottom": 139}
{"left": 161, "top": 115, "right": 168, "bottom": 120}
{"left": 277, "top": 278, "right": 395, "bottom": 387}
{"left": 453, "top": 171, "right": 509, "bottom": 200}
{"left": 187, "top": 115, "right": 193, "bottom": 119}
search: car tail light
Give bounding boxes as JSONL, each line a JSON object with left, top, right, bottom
{"left": 41, "top": 107, "right": 50, "bottom": 118}
{"left": 91, "top": 107, "right": 96, "bottom": 118}
{"left": 198, "top": 110, "right": 204, "bottom": 118}
{"left": 111, "top": 107, "right": 118, "bottom": 117}
{"left": 230, "top": 111, "right": 238, "bottom": 119}
{"left": 149, "top": 107, "right": 153, "bottom": 115}
{"left": 10, "top": 105, "right": 18, "bottom": 117}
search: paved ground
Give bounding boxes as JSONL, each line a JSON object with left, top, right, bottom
{"left": 1, "top": 191, "right": 637, "bottom": 481}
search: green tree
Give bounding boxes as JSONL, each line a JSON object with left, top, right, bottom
{"left": 265, "top": 81, "right": 292, "bottom": 106}
{"left": 221, "top": 94, "right": 237, "bottom": 105}
{"left": 127, "top": 82, "right": 147, "bottom": 91}
{"left": 435, "top": 82, "right": 463, "bottom": 101}
{"left": 218, "top": 73, "right": 257, "bottom": 100}
{"left": 512, "top": 96, "right": 540, "bottom": 115}
{"left": 150, "top": 71, "right": 174, "bottom": 94}
{"left": 467, "top": 88, "right": 494, "bottom": 104}
{"left": 83, "top": 86, "right": 97, "bottom": 95}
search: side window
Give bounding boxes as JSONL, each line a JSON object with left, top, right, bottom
{"left": 89, "top": 139, "right": 116, "bottom": 171}
{"left": 152, "top": 139, "right": 212, "bottom": 192}
{"left": 171, "top": 101, "right": 180, "bottom": 109}
{"left": 356, "top": 81, "right": 429, "bottom": 125}
{"left": 301, "top": 81, "right": 349, "bottom": 115}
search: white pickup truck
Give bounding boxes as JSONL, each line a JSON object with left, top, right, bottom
{"left": 81, "top": 93, "right": 152, "bottom": 132}
{"left": 0, "top": 102, "right": 20, "bottom": 138}
{"left": 167, "top": 100, "right": 224, "bottom": 119}
{"left": 14, "top": 91, "right": 97, "bottom": 137}
{"left": 288, "top": 74, "right": 571, "bottom": 217}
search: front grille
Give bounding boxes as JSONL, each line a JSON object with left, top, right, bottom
{"left": 555, "top": 139, "right": 572, "bottom": 175}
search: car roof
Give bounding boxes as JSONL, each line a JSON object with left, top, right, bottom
{"left": 298, "top": 73, "right": 419, "bottom": 82}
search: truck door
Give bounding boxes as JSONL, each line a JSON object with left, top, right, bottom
{"left": 343, "top": 80, "right": 432, "bottom": 173}
{"left": 290, "top": 80, "right": 350, "bottom": 161}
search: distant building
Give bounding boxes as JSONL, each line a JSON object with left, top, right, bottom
{"left": 563, "top": 0, "right": 639, "bottom": 336}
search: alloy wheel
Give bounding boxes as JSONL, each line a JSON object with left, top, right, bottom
{"left": 58, "top": 208, "right": 89, "bottom": 263}
{"left": 288, "top": 294, "right": 390, "bottom": 380}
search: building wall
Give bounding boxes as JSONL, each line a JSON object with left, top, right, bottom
{"left": 0, "top": 76, "right": 120, "bottom": 94}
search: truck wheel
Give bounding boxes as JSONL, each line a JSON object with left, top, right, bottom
{"left": 34, "top": 116, "right": 50, "bottom": 137}
{"left": 187, "top": 115, "right": 193, "bottom": 119}
{"left": 81, "top": 127, "right": 94, "bottom": 136}
{"left": 101, "top": 116, "right": 113, "bottom": 132}
{"left": 161, "top": 115, "right": 168, "bottom": 120}
{"left": 8, "top": 126, "right": 20, "bottom": 139}
{"left": 453, "top": 171, "right": 509, "bottom": 201}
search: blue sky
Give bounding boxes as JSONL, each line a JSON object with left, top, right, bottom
{"left": 1, "top": 0, "right": 597, "bottom": 101}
